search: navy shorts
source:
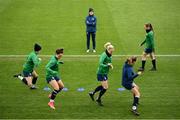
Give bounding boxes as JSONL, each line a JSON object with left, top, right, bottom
{"left": 97, "top": 74, "right": 108, "bottom": 81}
{"left": 46, "top": 76, "right": 61, "bottom": 83}
{"left": 145, "top": 48, "right": 154, "bottom": 54}
{"left": 123, "top": 83, "right": 134, "bottom": 90}
{"left": 23, "top": 71, "right": 33, "bottom": 77}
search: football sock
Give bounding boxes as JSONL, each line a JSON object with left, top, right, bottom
{"left": 133, "top": 96, "right": 139, "bottom": 106}
{"left": 93, "top": 85, "right": 103, "bottom": 95}
{"left": 32, "top": 77, "right": 38, "bottom": 85}
{"left": 142, "top": 60, "right": 146, "bottom": 69}
{"left": 97, "top": 88, "right": 107, "bottom": 100}
{"left": 18, "top": 75, "right": 23, "bottom": 80}
{"left": 152, "top": 59, "right": 156, "bottom": 69}
{"left": 18, "top": 76, "right": 28, "bottom": 85}
{"left": 22, "top": 78, "right": 28, "bottom": 85}
{"left": 50, "top": 89, "right": 60, "bottom": 100}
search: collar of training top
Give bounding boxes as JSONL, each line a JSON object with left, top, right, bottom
{"left": 54, "top": 55, "right": 58, "bottom": 60}
{"left": 105, "top": 50, "right": 112, "bottom": 57}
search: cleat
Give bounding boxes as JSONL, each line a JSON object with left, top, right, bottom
{"left": 138, "top": 67, "right": 144, "bottom": 72}
{"left": 131, "top": 109, "right": 140, "bottom": 116}
{"left": 88, "top": 92, "right": 94, "bottom": 101}
{"left": 96, "top": 99, "right": 104, "bottom": 106}
{"left": 86, "top": 49, "right": 90, "bottom": 53}
{"left": 93, "top": 50, "right": 96, "bottom": 53}
{"left": 30, "top": 87, "right": 37, "bottom": 90}
{"left": 30, "top": 85, "right": 37, "bottom": 90}
{"left": 13, "top": 74, "right": 21, "bottom": 78}
{"left": 149, "top": 67, "right": 157, "bottom": 71}
{"left": 48, "top": 102, "right": 55, "bottom": 110}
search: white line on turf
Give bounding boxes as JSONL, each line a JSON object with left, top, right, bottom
{"left": 0, "top": 54, "right": 180, "bottom": 58}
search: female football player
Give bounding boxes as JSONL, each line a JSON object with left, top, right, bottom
{"left": 89, "top": 42, "right": 114, "bottom": 106}
{"left": 122, "top": 56, "right": 142, "bottom": 116}
{"left": 46, "top": 48, "right": 64, "bottom": 110}
{"left": 14, "top": 43, "right": 42, "bottom": 89}
{"left": 139, "top": 23, "right": 157, "bottom": 71}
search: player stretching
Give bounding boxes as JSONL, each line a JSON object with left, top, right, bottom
{"left": 89, "top": 42, "right": 114, "bottom": 106}
{"left": 46, "top": 48, "right": 64, "bottom": 110}
{"left": 139, "top": 23, "right": 157, "bottom": 71}
{"left": 122, "top": 56, "right": 142, "bottom": 116}
{"left": 14, "top": 43, "right": 42, "bottom": 89}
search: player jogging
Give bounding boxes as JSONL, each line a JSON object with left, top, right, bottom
{"left": 89, "top": 42, "right": 114, "bottom": 106}
{"left": 14, "top": 43, "right": 42, "bottom": 89}
{"left": 139, "top": 23, "right": 157, "bottom": 71}
{"left": 122, "top": 56, "right": 142, "bottom": 116}
{"left": 46, "top": 48, "right": 64, "bottom": 110}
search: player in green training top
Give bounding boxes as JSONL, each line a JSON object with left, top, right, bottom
{"left": 139, "top": 23, "right": 157, "bottom": 71}
{"left": 46, "top": 48, "right": 64, "bottom": 110}
{"left": 89, "top": 42, "right": 114, "bottom": 106}
{"left": 14, "top": 43, "right": 42, "bottom": 89}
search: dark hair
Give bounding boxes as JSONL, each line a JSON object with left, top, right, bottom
{"left": 126, "top": 56, "right": 137, "bottom": 63}
{"left": 34, "top": 43, "right": 42, "bottom": 51}
{"left": 145, "top": 23, "right": 153, "bottom": 31}
{"left": 89, "top": 8, "right": 94, "bottom": 12}
{"left": 56, "top": 48, "right": 64, "bottom": 54}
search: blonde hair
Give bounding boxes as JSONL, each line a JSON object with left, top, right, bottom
{"left": 104, "top": 42, "right": 111, "bottom": 49}
{"left": 107, "top": 44, "right": 114, "bottom": 50}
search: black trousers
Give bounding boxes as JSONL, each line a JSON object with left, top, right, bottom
{"left": 86, "top": 32, "right": 96, "bottom": 49}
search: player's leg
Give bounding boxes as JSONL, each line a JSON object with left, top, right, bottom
{"left": 150, "top": 52, "right": 157, "bottom": 71}
{"left": 96, "top": 80, "right": 108, "bottom": 106}
{"left": 139, "top": 51, "right": 147, "bottom": 71}
{"left": 131, "top": 86, "right": 140, "bottom": 116}
{"left": 14, "top": 73, "right": 28, "bottom": 85}
{"left": 89, "top": 74, "right": 105, "bottom": 101}
{"left": 57, "top": 80, "right": 64, "bottom": 92}
{"left": 89, "top": 85, "right": 103, "bottom": 101}
{"left": 25, "top": 76, "right": 33, "bottom": 88}
{"left": 48, "top": 80, "right": 60, "bottom": 109}
{"left": 92, "top": 32, "right": 96, "bottom": 52}
{"left": 31, "top": 70, "right": 38, "bottom": 89}
{"left": 132, "top": 83, "right": 140, "bottom": 104}
{"left": 86, "top": 32, "right": 90, "bottom": 52}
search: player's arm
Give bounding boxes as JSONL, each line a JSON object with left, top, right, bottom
{"left": 149, "top": 34, "right": 154, "bottom": 49}
{"left": 92, "top": 17, "right": 97, "bottom": 26}
{"left": 140, "top": 34, "right": 148, "bottom": 46}
{"left": 99, "top": 55, "right": 108, "bottom": 68}
{"left": 32, "top": 55, "right": 41, "bottom": 68}
{"left": 107, "top": 58, "right": 113, "bottom": 69}
{"left": 127, "top": 68, "right": 139, "bottom": 80}
{"left": 86, "top": 17, "right": 93, "bottom": 26}
{"left": 140, "top": 39, "right": 146, "bottom": 46}
{"left": 46, "top": 60, "right": 58, "bottom": 75}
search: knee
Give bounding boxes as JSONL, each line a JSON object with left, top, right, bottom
{"left": 34, "top": 74, "right": 38, "bottom": 78}
{"left": 136, "top": 91, "right": 140, "bottom": 97}
{"left": 60, "top": 84, "right": 64, "bottom": 89}
{"left": 28, "top": 82, "right": 32, "bottom": 87}
{"left": 142, "top": 56, "right": 146, "bottom": 60}
{"left": 136, "top": 85, "right": 139, "bottom": 90}
{"left": 103, "top": 85, "right": 108, "bottom": 90}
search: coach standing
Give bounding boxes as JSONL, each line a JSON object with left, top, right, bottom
{"left": 85, "top": 8, "right": 97, "bottom": 53}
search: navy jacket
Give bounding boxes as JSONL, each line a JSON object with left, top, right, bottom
{"left": 85, "top": 15, "right": 97, "bottom": 32}
{"left": 122, "top": 62, "right": 138, "bottom": 86}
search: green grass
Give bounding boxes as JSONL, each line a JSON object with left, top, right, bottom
{"left": 0, "top": 0, "right": 180, "bottom": 119}
{"left": 0, "top": 57, "right": 180, "bottom": 119}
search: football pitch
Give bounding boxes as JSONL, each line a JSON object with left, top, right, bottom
{"left": 0, "top": 0, "right": 180, "bottom": 119}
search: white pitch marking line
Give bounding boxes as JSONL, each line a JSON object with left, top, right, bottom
{"left": 0, "top": 54, "right": 180, "bottom": 57}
